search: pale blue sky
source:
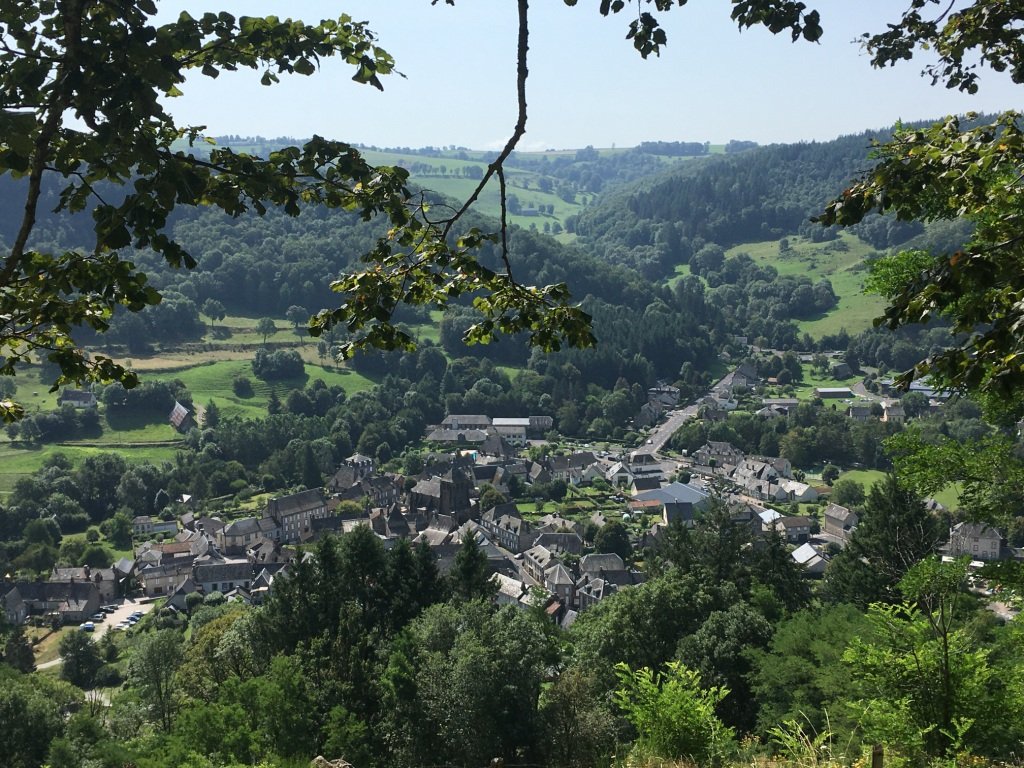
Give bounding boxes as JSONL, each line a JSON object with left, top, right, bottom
{"left": 162, "top": 1, "right": 1022, "bottom": 150}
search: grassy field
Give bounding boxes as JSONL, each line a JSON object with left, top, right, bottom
{"left": 28, "top": 625, "right": 72, "bottom": 665}
{"left": 170, "top": 359, "right": 377, "bottom": 420}
{"left": 0, "top": 443, "right": 182, "bottom": 497}
{"left": 790, "top": 365, "right": 864, "bottom": 402}
{"left": 1, "top": 346, "right": 379, "bottom": 495}
{"left": 835, "top": 467, "right": 961, "bottom": 511}
{"left": 726, "top": 232, "right": 886, "bottom": 339}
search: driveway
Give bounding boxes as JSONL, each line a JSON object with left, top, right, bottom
{"left": 97, "top": 595, "right": 157, "bottom": 637}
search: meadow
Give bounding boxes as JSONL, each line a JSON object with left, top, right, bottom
{"left": 836, "top": 467, "right": 961, "bottom": 511}
{"left": 726, "top": 232, "right": 887, "bottom": 338}
{"left": 1, "top": 326, "right": 381, "bottom": 497}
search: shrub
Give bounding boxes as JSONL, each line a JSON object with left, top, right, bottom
{"left": 614, "top": 661, "right": 734, "bottom": 766}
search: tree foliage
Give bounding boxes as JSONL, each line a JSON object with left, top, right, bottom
{"left": 0, "top": 0, "right": 593, "bottom": 422}
{"left": 613, "top": 660, "right": 734, "bottom": 766}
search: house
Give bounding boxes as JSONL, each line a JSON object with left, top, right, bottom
{"left": 480, "top": 503, "right": 538, "bottom": 553}
{"left": 774, "top": 515, "right": 813, "bottom": 544}
{"left": 628, "top": 451, "right": 663, "bottom": 481}
{"left": 535, "top": 514, "right": 582, "bottom": 536}
{"left": 492, "top": 417, "right": 530, "bottom": 446}
{"left": 344, "top": 453, "right": 375, "bottom": 476}
{"left": 604, "top": 461, "right": 633, "bottom": 486}
{"left": 648, "top": 384, "right": 681, "bottom": 408}
{"left": 632, "top": 482, "right": 711, "bottom": 523}
{"left": 194, "top": 561, "right": 254, "bottom": 594}
{"left": 778, "top": 479, "right": 818, "bottom": 503}
{"left": 49, "top": 565, "right": 117, "bottom": 603}
{"left": 137, "top": 560, "right": 193, "bottom": 597}
{"left": 218, "top": 516, "right": 280, "bottom": 555}
{"left": 760, "top": 397, "right": 799, "bottom": 413}
{"left": 267, "top": 488, "right": 329, "bottom": 543}
{"left": 369, "top": 505, "right": 412, "bottom": 540}
{"left": 493, "top": 573, "right": 530, "bottom": 608}
{"left": 823, "top": 503, "right": 858, "bottom": 542}
{"left": 479, "top": 433, "right": 515, "bottom": 458}
{"left": 3, "top": 586, "right": 29, "bottom": 625}
{"left": 423, "top": 427, "right": 490, "bottom": 445}
{"left": 548, "top": 452, "right": 598, "bottom": 485}
{"left": 528, "top": 415, "right": 555, "bottom": 435}
{"left": 58, "top": 388, "right": 97, "bottom": 408}
{"left": 246, "top": 537, "right": 293, "bottom": 566}
{"left": 544, "top": 563, "right": 576, "bottom": 605}
{"left": 527, "top": 462, "right": 552, "bottom": 485}
{"left": 333, "top": 476, "right": 400, "bottom": 509}
{"left": 946, "top": 521, "right": 1005, "bottom": 561}
{"left": 791, "top": 542, "right": 829, "bottom": 576}
{"left": 440, "top": 414, "right": 491, "bottom": 431}
{"left": 630, "top": 476, "right": 662, "bottom": 495}
{"left": 132, "top": 515, "right": 179, "bottom": 538}
{"left": 168, "top": 401, "right": 194, "bottom": 431}
{"left": 576, "top": 553, "right": 646, "bottom": 611}
{"left": 522, "top": 544, "right": 558, "bottom": 583}
{"left": 165, "top": 577, "right": 198, "bottom": 612}
{"left": 693, "top": 441, "right": 745, "bottom": 469}
{"left": 716, "top": 362, "right": 758, "bottom": 395}
{"left": 5, "top": 581, "right": 102, "bottom": 624}
{"left": 847, "top": 403, "right": 875, "bottom": 421}
{"left": 534, "top": 532, "right": 583, "bottom": 556}
{"left": 881, "top": 400, "right": 906, "bottom": 424}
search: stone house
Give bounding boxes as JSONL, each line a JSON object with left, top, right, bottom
{"left": 947, "top": 521, "right": 1005, "bottom": 561}
{"left": 194, "top": 561, "right": 254, "bottom": 595}
{"left": 137, "top": 560, "right": 194, "bottom": 597}
{"left": 823, "top": 503, "right": 859, "bottom": 542}
{"left": 267, "top": 488, "right": 329, "bottom": 544}
{"left": 693, "top": 441, "right": 745, "bottom": 469}
{"left": 774, "top": 515, "right": 813, "bottom": 544}
{"left": 219, "top": 516, "right": 280, "bottom": 556}
{"left": 49, "top": 565, "right": 117, "bottom": 603}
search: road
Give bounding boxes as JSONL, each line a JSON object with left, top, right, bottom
{"left": 647, "top": 404, "right": 698, "bottom": 455}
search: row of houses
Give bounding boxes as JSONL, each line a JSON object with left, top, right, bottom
{"left": 2, "top": 562, "right": 130, "bottom": 626}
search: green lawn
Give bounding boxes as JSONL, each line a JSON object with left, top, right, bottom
{"left": 726, "top": 232, "right": 886, "bottom": 339}
{"left": 172, "top": 359, "right": 377, "bottom": 420}
{"left": 835, "top": 468, "right": 961, "bottom": 511}
{"left": 0, "top": 355, "right": 378, "bottom": 495}
{"left": 0, "top": 443, "right": 181, "bottom": 498}
{"left": 773, "top": 362, "right": 865, "bottom": 402}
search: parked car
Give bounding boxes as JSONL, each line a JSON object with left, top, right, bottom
{"left": 78, "top": 622, "right": 95, "bottom": 632}
{"left": 101, "top": 604, "right": 118, "bottom": 614}
{"left": 90, "top": 612, "right": 106, "bottom": 622}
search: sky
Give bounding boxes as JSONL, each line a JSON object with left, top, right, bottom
{"left": 159, "top": 1, "right": 1022, "bottom": 151}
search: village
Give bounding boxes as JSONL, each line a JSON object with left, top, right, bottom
{"left": 4, "top": 360, "right": 1015, "bottom": 633}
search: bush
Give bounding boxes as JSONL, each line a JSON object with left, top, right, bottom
{"left": 614, "top": 661, "right": 734, "bottom": 766}
{"left": 232, "top": 375, "right": 254, "bottom": 397}
{"left": 251, "top": 348, "right": 305, "bottom": 381}
{"left": 94, "top": 664, "right": 123, "bottom": 688}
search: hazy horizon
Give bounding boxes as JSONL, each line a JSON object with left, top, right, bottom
{"left": 158, "top": 1, "right": 1022, "bottom": 152}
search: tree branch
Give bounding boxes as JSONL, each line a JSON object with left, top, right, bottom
{"left": 439, "top": 0, "right": 529, "bottom": 259}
